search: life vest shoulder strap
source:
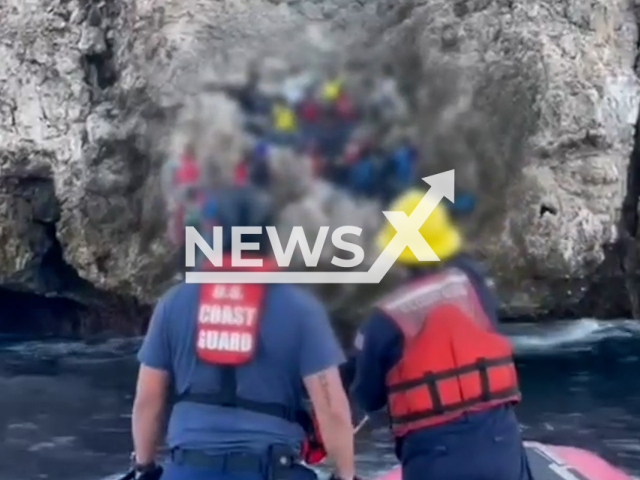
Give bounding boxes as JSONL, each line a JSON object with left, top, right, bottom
{"left": 376, "top": 268, "right": 473, "bottom": 336}
{"left": 174, "top": 365, "right": 309, "bottom": 426}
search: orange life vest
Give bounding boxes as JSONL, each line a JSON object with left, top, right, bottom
{"left": 174, "top": 256, "right": 325, "bottom": 460}
{"left": 378, "top": 267, "right": 521, "bottom": 438}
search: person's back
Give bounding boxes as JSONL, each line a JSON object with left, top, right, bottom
{"left": 145, "top": 282, "right": 336, "bottom": 453}
{"left": 396, "top": 255, "right": 531, "bottom": 480}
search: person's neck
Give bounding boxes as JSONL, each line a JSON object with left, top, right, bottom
{"left": 406, "top": 253, "right": 465, "bottom": 278}
{"left": 199, "top": 253, "right": 278, "bottom": 272}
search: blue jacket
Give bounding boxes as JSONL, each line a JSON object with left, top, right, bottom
{"left": 389, "top": 145, "right": 416, "bottom": 185}
{"left": 348, "top": 156, "right": 376, "bottom": 195}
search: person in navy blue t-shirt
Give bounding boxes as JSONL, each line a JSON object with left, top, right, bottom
{"left": 131, "top": 186, "right": 358, "bottom": 480}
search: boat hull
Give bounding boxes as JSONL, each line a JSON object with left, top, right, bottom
{"left": 372, "top": 441, "right": 633, "bottom": 480}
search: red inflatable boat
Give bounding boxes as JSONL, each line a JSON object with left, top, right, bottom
{"left": 373, "top": 441, "right": 634, "bottom": 480}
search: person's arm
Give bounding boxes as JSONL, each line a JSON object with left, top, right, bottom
{"left": 132, "top": 298, "right": 172, "bottom": 466}
{"left": 351, "top": 310, "right": 403, "bottom": 413}
{"left": 304, "top": 368, "right": 354, "bottom": 479}
{"left": 132, "top": 366, "right": 170, "bottom": 465}
{"left": 298, "top": 295, "right": 355, "bottom": 480}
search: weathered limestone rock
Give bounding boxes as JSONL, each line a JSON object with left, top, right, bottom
{"left": 2, "top": 0, "right": 640, "bottom": 335}
{"left": 361, "top": 0, "right": 640, "bottom": 317}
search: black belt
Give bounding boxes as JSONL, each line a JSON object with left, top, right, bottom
{"left": 171, "top": 449, "right": 265, "bottom": 471}
{"left": 170, "top": 448, "right": 296, "bottom": 474}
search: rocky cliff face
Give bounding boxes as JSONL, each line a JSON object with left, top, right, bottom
{"left": 363, "top": 0, "right": 640, "bottom": 319}
{"left": 0, "top": 0, "right": 313, "bottom": 335}
{"left": 1, "top": 0, "right": 640, "bottom": 336}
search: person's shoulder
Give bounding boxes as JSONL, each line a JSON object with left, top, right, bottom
{"left": 268, "top": 284, "right": 325, "bottom": 313}
{"left": 156, "top": 281, "right": 198, "bottom": 312}
{"left": 358, "top": 308, "right": 398, "bottom": 342}
{"left": 267, "top": 285, "right": 329, "bottom": 329}
{"left": 451, "top": 254, "right": 488, "bottom": 278}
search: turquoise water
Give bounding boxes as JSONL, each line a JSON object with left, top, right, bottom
{"left": 1, "top": 319, "right": 640, "bottom": 480}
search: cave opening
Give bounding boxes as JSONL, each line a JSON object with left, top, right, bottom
{"left": 538, "top": 203, "right": 557, "bottom": 217}
{"left": 0, "top": 174, "right": 100, "bottom": 340}
{"left": 0, "top": 217, "right": 92, "bottom": 340}
{"left": 0, "top": 287, "right": 85, "bottom": 340}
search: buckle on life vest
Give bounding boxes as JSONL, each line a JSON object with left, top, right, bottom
{"left": 476, "top": 357, "right": 491, "bottom": 402}
{"left": 423, "top": 371, "right": 444, "bottom": 415}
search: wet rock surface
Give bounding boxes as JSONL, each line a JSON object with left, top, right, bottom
{"left": 2, "top": 0, "right": 640, "bottom": 334}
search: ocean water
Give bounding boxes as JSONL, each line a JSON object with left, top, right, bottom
{"left": 1, "top": 319, "right": 640, "bottom": 480}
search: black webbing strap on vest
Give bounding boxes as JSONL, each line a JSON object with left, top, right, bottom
{"left": 174, "top": 366, "right": 310, "bottom": 428}
{"left": 478, "top": 357, "right": 491, "bottom": 402}
{"left": 389, "top": 356, "right": 520, "bottom": 425}
{"left": 175, "top": 282, "right": 314, "bottom": 431}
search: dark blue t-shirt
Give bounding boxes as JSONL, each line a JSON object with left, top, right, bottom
{"left": 138, "top": 282, "right": 345, "bottom": 454}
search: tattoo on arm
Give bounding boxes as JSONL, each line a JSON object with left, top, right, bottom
{"left": 318, "top": 372, "right": 332, "bottom": 408}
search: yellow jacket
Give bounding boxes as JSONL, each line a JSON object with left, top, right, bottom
{"left": 272, "top": 103, "right": 297, "bottom": 132}
{"left": 320, "top": 78, "right": 343, "bottom": 102}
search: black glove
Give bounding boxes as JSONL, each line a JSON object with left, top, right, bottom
{"left": 133, "top": 464, "right": 163, "bottom": 480}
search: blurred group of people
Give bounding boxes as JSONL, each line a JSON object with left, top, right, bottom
{"left": 160, "top": 59, "right": 476, "bottom": 246}
{"left": 231, "top": 61, "right": 419, "bottom": 205}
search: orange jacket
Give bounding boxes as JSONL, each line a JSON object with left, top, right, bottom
{"left": 378, "top": 268, "right": 521, "bottom": 438}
